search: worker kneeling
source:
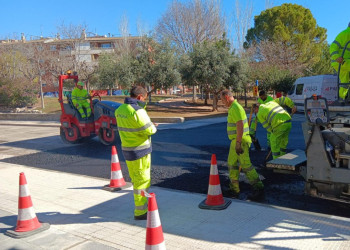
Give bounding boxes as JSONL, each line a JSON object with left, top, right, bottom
{"left": 71, "top": 81, "right": 91, "bottom": 119}
{"left": 254, "top": 102, "right": 292, "bottom": 159}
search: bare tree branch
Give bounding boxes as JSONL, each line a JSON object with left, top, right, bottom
{"left": 156, "top": 0, "right": 225, "bottom": 53}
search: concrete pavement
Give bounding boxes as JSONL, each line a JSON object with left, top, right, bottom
{"left": 1, "top": 113, "right": 350, "bottom": 249}
{"left": 1, "top": 163, "right": 350, "bottom": 250}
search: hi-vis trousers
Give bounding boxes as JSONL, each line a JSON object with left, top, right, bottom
{"left": 76, "top": 102, "right": 91, "bottom": 118}
{"left": 125, "top": 154, "right": 151, "bottom": 216}
{"left": 270, "top": 122, "right": 292, "bottom": 159}
{"left": 227, "top": 135, "right": 263, "bottom": 194}
{"left": 332, "top": 60, "right": 350, "bottom": 99}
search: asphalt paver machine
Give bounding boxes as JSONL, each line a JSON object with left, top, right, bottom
{"left": 267, "top": 42, "right": 350, "bottom": 203}
{"left": 58, "top": 71, "right": 121, "bottom": 145}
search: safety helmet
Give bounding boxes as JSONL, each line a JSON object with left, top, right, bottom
{"left": 77, "top": 81, "right": 84, "bottom": 87}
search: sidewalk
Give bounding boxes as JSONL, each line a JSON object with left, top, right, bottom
{"left": 1, "top": 162, "right": 350, "bottom": 249}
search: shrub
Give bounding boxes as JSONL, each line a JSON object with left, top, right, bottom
{"left": 0, "top": 78, "right": 38, "bottom": 107}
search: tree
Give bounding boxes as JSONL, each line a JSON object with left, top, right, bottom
{"left": 307, "top": 43, "right": 334, "bottom": 76}
{"left": 156, "top": 0, "right": 226, "bottom": 101}
{"left": 0, "top": 77, "right": 37, "bottom": 107}
{"left": 187, "top": 38, "right": 233, "bottom": 111}
{"left": 149, "top": 39, "right": 181, "bottom": 92}
{"left": 244, "top": 4, "right": 327, "bottom": 75}
{"left": 133, "top": 37, "right": 181, "bottom": 101}
{"left": 79, "top": 62, "right": 98, "bottom": 92}
{"left": 0, "top": 45, "right": 27, "bottom": 80}
{"left": 56, "top": 22, "right": 89, "bottom": 72}
{"left": 225, "top": 54, "right": 249, "bottom": 107}
{"left": 156, "top": 0, "right": 225, "bottom": 53}
{"left": 98, "top": 53, "right": 118, "bottom": 93}
{"left": 18, "top": 41, "right": 53, "bottom": 109}
{"left": 229, "top": 0, "right": 253, "bottom": 53}
{"left": 115, "top": 53, "right": 137, "bottom": 89}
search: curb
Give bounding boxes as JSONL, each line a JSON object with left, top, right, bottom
{"left": 0, "top": 113, "right": 184, "bottom": 124}
{"left": 0, "top": 113, "right": 60, "bottom": 121}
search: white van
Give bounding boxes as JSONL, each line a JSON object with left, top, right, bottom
{"left": 288, "top": 75, "right": 338, "bottom": 111}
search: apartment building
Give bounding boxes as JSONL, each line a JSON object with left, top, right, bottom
{"left": 0, "top": 30, "right": 142, "bottom": 94}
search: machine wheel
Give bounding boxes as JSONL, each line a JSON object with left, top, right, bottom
{"left": 60, "top": 124, "right": 81, "bottom": 144}
{"left": 98, "top": 127, "right": 115, "bottom": 145}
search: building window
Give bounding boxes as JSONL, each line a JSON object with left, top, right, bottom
{"left": 101, "top": 43, "right": 111, "bottom": 48}
{"left": 50, "top": 45, "right": 56, "bottom": 51}
{"left": 62, "top": 46, "right": 72, "bottom": 51}
{"left": 77, "top": 42, "right": 90, "bottom": 50}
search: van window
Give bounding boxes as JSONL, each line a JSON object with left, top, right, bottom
{"left": 296, "top": 84, "right": 304, "bottom": 95}
{"left": 288, "top": 85, "right": 295, "bottom": 95}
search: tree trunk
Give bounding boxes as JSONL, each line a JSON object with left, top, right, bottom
{"left": 39, "top": 74, "right": 45, "bottom": 109}
{"left": 147, "top": 86, "right": 153, "bottom": 103}
{"left": 192, "top": 86, "right": 197, "bottom": 103}
{"left": 86, "top": 79, "right": 90, "bottom": 93}
{"left": 204, "top": 91, "right": 208, "bottom": 105}
{"left": 244, "top": 86, "right": 247, "bottom": 108}
{"left": 212, "top": 92, "right": 218, "bottom": 111}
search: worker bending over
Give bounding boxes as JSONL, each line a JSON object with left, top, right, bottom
{"left": 250, "top": 90, "right": 274, "bottom": 149}
{"left": 254, "top": 102, "right": 292, "bottom": 159}
{"left": 274, "top": 92, "right": 297, "bottom": 115}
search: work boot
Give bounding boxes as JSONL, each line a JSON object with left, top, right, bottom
{"left": 230, "top": 191, "right": 241, "bottom": 199}
{"left": 134, "top": 213, "right": 147, "bottom": 220}
{"left": 248, "top": 188, "right": 264, "bottom": 201}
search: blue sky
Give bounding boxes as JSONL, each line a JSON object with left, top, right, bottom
{"left": 0, "top": 0, "right": 348, "bottom": 45}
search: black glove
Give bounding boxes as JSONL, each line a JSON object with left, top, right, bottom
{"left": 235, "top": 142, "right": 244, "bottom": 155}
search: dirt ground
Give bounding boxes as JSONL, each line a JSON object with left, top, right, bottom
{"left": 147, "top": 97, "right": 230, "bottom": 119}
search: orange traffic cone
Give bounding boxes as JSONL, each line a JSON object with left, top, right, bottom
{"left": 103, "top": 146, "right": 127, "bottom": 192}
{"left": 199, "top": 154, "right": 231, "bottom": 210}
{"left": 6, "top": 172, "right": 50, "bottom": 238}
{"left": 143, "top": 191, "right": 166, "bottom": 250}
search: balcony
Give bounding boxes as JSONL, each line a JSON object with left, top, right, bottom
{"left": 70, "top": 47, "right": 115, "bottom": 55}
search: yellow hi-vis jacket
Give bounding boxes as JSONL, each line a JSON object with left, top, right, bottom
{"left": 258, "top": 95, "right": 273, "bottom": 104}
{"left": 274, "top": 96, "right": 295, "bottom": 110}
{"left": 115, "top": 97, "right": 157, "bottom": 161}
{"left": 227, "top": 100, "right": 250, "bottom": 140}
{"left": 71, "top": 87, "right": 89, "bottom": 106}
{"left": 330, "top": 27, "right": 350, "bottom": 70}
{"left": 257, "top": 101, "right": 291, "bottom": 133}
{"left": 330, "top": 27, "right": 350, "bottom": 99}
